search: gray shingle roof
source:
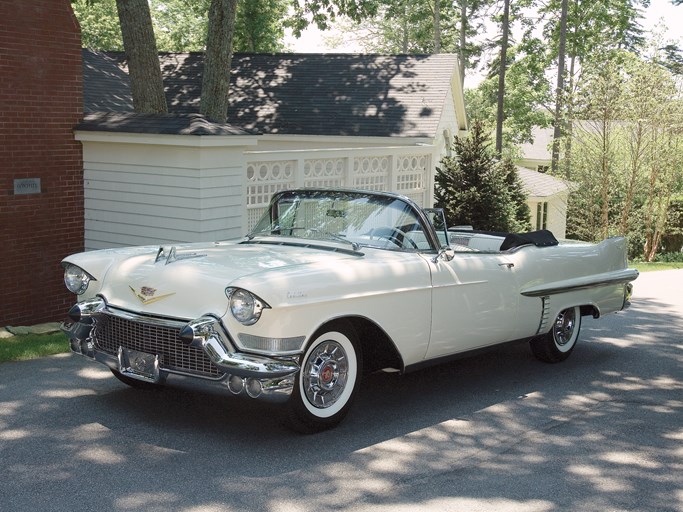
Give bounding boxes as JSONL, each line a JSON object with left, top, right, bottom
{"left": 83, "top": 49, "right": 458, "bottom": 138}
{"left": 519, "top": 127, "right": 554, "bottom": 161}
{"left": 517, "top": 166, "right": 572, "bottom": 198}
{"left": 77, "top": 112, "right": 253, "bottom": 136}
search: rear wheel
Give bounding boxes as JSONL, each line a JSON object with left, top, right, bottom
{"left": 285, "top": 323, "right": 362, "bottom": 433}
{"left": 530, "top": 306, "right": 581, "bottom": 363}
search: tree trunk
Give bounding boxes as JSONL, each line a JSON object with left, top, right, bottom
{"left": 600, "top": 123, "right": 610, "bottom": 240}
{"left": 562, "top": 15, "right": 579, "bottom": 180}
{"left": 551, "top": 0, "right": 569, "bottom": 174}
{"left": 115, "top": 0, "right": 167, "bottom": 113}
{"left": 402, "top": 1, "right": 409, "bottom": 53}
{"left": 494, "top": 0, "right": 510, "bottom": 156}
{"left": 433, "top": 0, "right": 441, "bottom": 53}
{"left": 201, "top": 0, "right": 238, "bottom": 123}
{"left": 458, "top": 0, "right": 467, "bottom": 86}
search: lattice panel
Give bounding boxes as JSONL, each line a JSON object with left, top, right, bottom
{"left": 303, "top": 158, "right": 345, "bottom": 188}
{"left": 352, "top": 156, "right": 389, "bottom": 191}
{"left": 246, "top": 161, "right": 296, "bottom": 206}
{"left": 395, "top": 155, "right": 427, "bottom": 200}
{"left": 247, "top": 207, "right": 266, "bottom": 231}
{"left": 404, "top": 192, "right": 424, "bottom": 207}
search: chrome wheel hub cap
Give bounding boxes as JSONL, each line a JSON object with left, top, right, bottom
{"left": 303, "top": 341, "right": 348, "bottom": 409}
{"left": 553, "top": 309, "right": 576, "bottom": 346}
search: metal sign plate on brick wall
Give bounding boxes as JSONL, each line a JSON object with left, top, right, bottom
{"left": 13, "top": 178, "right": 41, "bottom": 195}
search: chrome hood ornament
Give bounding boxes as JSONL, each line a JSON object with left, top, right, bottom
{"left": 155, "top": 246, "right": 207, "bottom": 265}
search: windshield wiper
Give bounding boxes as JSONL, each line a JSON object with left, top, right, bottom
{"left": 318, "top": 231, "right": 361, "bottom": 252}
{"left": 245, "top": 228, "right": 276, "bottom": 241}
{"left": 245, "top": 227, "right": 360, "bottom": 251}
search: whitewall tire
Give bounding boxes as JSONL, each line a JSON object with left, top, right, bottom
{"left": 285, "top": 323, "right": 362, "bottom": 433}
{"left": 530, "top": 306, "right": 582, "bottom": 363}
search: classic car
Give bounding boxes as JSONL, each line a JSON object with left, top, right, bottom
{"left": 62, "top": 188, "right": 638, "bottom": 433}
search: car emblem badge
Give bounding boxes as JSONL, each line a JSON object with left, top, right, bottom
{"left": 129, "top": 286, "right": 175, "bottom": 305}
{"left": 140, "top": 286, "right": 156, "bottom": 297}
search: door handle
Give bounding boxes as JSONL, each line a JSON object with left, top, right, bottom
{"left": 499, "top": 263, "right": 514, "bottom": 269}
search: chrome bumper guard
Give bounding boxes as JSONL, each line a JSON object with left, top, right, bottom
{"left": 62, "top": 298, "right": 300, "bottom": 404}
{"left": 623, "top": 282, "right": 634, "bottom": 310}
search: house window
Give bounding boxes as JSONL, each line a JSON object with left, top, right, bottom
{"left": 536, "top": 202, "right": 548, "bottom": 230}
{"left": 537, "top": 165, "right": 549, "bottom": 173}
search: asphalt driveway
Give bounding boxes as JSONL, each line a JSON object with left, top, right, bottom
{"left": 0, "top": 270, "right": 681, "bottom": 512}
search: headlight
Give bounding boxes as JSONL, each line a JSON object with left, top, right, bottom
{"left": 64, "top": 264, "right": 93, "bottom": 295}
{"left": 225, "top": 288, "right": 269, "bottom": 325}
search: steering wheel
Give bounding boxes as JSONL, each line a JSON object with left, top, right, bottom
{"left": 369, "top": 227, "right": 419, "bottom": 249}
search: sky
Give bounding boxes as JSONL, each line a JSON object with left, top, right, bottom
{"left": 286, "top": 0, "right": 683, "bottom": 65}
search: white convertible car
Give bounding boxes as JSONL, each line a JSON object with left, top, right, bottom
{"left": 62, "top": 188, "right": 638, "bottom": 432}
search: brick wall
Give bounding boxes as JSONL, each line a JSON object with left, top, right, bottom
{"left": 0, "top": 0, "right": 83, "bottom": 325}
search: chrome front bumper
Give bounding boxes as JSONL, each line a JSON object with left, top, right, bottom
{"left": 62, "top": 298, "right": 300, "bottom": 404}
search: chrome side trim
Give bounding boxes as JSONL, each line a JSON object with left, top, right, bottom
{"left": 536, "top": 296, "right": 552, "bottom": 335}
{"left": 521, "top": 269, "right": 639, "bottom": 297}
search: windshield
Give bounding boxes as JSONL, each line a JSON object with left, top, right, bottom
{"left": 248, "top": 189, "right": 434, "bottom": 252}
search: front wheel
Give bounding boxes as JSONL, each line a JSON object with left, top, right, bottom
{"left": 530, "top": 306, "right": 581, "bottom": 363}
{"left": 285, "top": 323, "right": 362, "bottom": 433}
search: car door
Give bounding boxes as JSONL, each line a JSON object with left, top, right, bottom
{"left": 424, "top": 249, "right": 522, "bottom": 359}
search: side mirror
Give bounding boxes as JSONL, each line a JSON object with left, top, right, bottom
{"left": 432, "top": 246, "right": 455, "bottom": 263}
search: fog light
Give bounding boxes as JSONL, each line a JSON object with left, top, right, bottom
{"left": 245, "top": 378, "right": 262, "bottom": 398}
{"left": 69, "top": 337, "right": 82, "bottom": 354}
{"left": 227, "top": 375, "right": 244, "bottom": 395}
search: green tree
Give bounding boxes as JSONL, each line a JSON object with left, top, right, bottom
{"left": 434, "top": 121, "right": 530, "bottom": 232}
{"left": 539, "top": 0, "right": 650, "bottom": 177}
{"left": 465, "top": 43, "right": 553, "bottom": 152}
{"left": 151, "top": 0, "right": 210, "bottom": 51}
{"left": 566, "top": 50, "right": 683, "bottom": 259}
{"left": 327, "top": 1, "right": 457, "bottom": 54}
{"left": 494, "top": 0, "right": 511, "bottom": 155}
{"left": 74, "top": 0, "right": 289, "bottom": 52}
{"left": 500, "top": 157, "right": 532, "bottom": 232}
{"left": 72, "top": 0, "right": 123, "bottom": 50}
{"left": 234, "top": 0, "right": 288, "bottom": 52}
{"left": 326, "top": 0, "right": 492, "bottom": 84}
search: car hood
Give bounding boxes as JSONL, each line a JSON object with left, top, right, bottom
{"left": 66, "top": 241, "right": 359, "bottom": 319}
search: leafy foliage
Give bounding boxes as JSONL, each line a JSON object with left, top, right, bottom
{"left": 434, "top": 121, "right": 530, "bottom": 232}
{"left": 72, "top": 0, "right": 124, "bottom": 50}
{"left": 564, "top": 51, "right": 683, "bottom": 259}
{"left": 466, "top": 44, "right": 553, "bottom": 152}
{"left": 73, "top": 0, "right": 288, "bottom": 52}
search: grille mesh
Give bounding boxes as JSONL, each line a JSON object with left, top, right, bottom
{"left": 94, "top": 312, "right": 222, "bottom": 378}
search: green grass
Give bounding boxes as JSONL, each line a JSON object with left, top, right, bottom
{"left": 0, "top": 332, "right": 69, "bottom": 363}
{"left": 633, "top": 261, "right": 683, "bottom": 272}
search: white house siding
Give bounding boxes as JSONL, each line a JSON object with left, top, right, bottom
{"left": 77, "top": 133, "right": 258, "bottom": 250}
{"left": 516, "top": 166, "right": 571, "bottom": 239}
{"left": 543, "top": 191, "right": 569, "bottom": 239}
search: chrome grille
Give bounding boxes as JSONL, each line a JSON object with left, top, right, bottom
{"left": 93, "top": 311, "right": 222, "bottom": 378}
